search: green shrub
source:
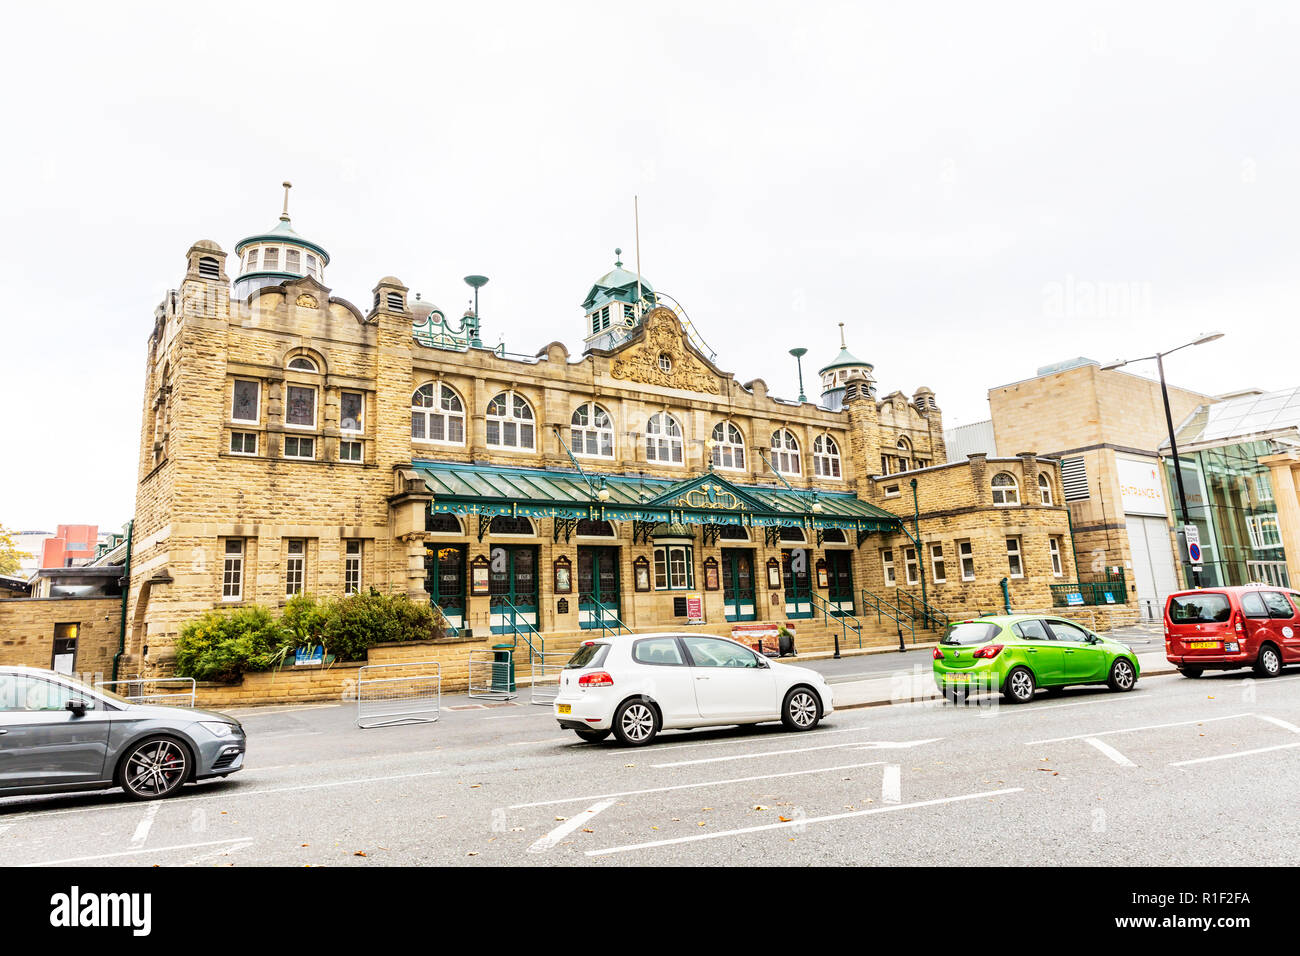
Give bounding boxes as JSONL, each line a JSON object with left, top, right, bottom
{"left": 174, "top": 606, "right": 291, "bottom": 683}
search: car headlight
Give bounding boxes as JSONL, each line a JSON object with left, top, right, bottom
{"left": 199, "top": 721, "right": 242, "bottom": 738}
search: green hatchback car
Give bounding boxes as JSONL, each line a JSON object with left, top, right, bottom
{"left": 932, "top": 615, "right": 1140, "bottom": 704}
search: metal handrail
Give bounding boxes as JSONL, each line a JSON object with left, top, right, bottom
{"left": 431, "top": 603, "right": 459, "bottom": 638}
{"left": 495, "top": 595, "right": 544, "bottom": 662}
{"left": 895, "top": 589, "right": 949, "bottom": 631}
{"left": 808, "top": 590, "right": 863, "bottom": 652}
{"left": 859, "top": 587, "right": 916, "bottom": 645}
{"left": 581, "top": 594, "right": 630, "bottom": 638}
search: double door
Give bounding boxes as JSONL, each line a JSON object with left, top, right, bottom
{"left": 825, "top": 550, "right": 855, "bottom": 615}
{"left": 578, "top": 547, "right": 621, "bottom": 630}
{"left": 490, "top": 545, "right": 538, "bottom": 635}
{"left": 782, "top": 548, "right": 813, "bottom": 618}
{"left": 722, "top": 549, "right": 756, "bottom": 622}
{"left": 425, "top": 544, "right": 466, "bottom": 631}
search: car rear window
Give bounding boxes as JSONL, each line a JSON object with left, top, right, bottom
{"left": 1168, "top": 593, "right": 1231, "bottom": 624}
{"left": 565, "top": 643, "right": 609, "bottom": 669}
{"left": 941, "top": 622, "right": 1001, "bottom": 646}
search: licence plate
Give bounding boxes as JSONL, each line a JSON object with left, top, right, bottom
{"left": 1225, "top": 642, "right": 1239, "bottom": 653}
{"left": 1188, "top": 641, "right": 1220, "bottom": 649}
{"left": 946, "top": 673, "right": 970, "bottom": 683}
{"left": 557, "top": 704, "right": 571, "bottom": 715}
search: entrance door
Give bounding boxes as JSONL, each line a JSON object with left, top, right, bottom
{"left": 578, "top": 546, "right": 621, "bottom": 630}
{"left": 1125, "top": 514, "right": 1179, "bottom": 622}
{"left": 722, "top": 549, "right": 756, "bottom": 622}
{"left": 825, "top": 551, "right": 854, "bottom": 615}
{"left": 782, "top": 548, "right": 813, "bottom": 619}
{"left": 425, "top": 544, "right": 466, "bottom": 631}
{"left": 489, "top": 545, "right": 539, "bottom": 635}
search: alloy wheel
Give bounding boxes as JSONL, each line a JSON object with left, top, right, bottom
{"left": 1113, "top": 660, "right": 1135, "bottom": 690}
{"left": 1009, "top": 669, "right": 1034, "bottom": 701}
{"left": 620, "top": 703, "right": 655, "bottom": 742}
{"left": 122, "top": 739, "right": 189, "bottom": 798}
{"left": 788, "top": 691, "right": 817, "bottom": 728}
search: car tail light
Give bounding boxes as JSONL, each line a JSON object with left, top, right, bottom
{"left": 973, "top": 644, "right": 1004, "bottom": 659}
{"left": 1233, "top": 611, "right": 1245, "bottom": 635}
{"left": 578, "top": 671, "right": 614, "bottom": 687}
{"left": 932, "top": 647, "right": 944, "bottom": 660}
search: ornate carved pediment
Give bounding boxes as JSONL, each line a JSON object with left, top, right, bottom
{"left": 609, "top": 308, "right": 720, "bottom": 393}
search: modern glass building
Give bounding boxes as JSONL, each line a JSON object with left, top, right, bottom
{"left": 1163, "top": 387, "right": 1300, "bottom": 588}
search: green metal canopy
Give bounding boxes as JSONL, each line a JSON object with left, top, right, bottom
{"left": 413, "top": 460, "right": 900, "bottom": 538}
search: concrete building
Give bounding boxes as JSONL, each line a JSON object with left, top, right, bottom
{"left": 988, "top": 358, "right": 1216, "bottom": 620}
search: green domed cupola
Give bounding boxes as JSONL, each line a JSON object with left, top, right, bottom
{"left": 582, "top": 248, "right": 657, "bottom": 351}
{"left": 818, "top": 322, "right": 875, "bottom": 411}
{"left": 233, "top": 182, "right": 331, "bottom": 299}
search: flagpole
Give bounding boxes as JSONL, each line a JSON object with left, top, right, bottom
{"left": 635, "top": 195, "right": 643, "bottom": 315}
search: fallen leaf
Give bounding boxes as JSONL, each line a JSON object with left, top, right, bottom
{"left": 778, "top": 816, "right": 792, "bottom": 822}
{"left": 467, "top": 852, "right": 478, "bottom": 857}
{"left": 554, "top": 816, "right": 566, "bottom": 822}
{"left": 752, "top": 805, "right": 769, "bottom": 811}
{"left": 301, "top": 844, "right": 310, "bottom": 848}
{"left": 510, "top": 827, "right": 524, "bottom": 832}
{"left": 582, "top": 828, "right": 594, "bottom": 833}
{"left": 697, "top": 822, "right": 706, "bottom": 827}
{"left": 354, "top": 851, "right": 367, "bottom": 857}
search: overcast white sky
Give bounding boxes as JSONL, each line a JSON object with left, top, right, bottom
{"left": 4, "top": 1, "right": 1298, "bottom": 533}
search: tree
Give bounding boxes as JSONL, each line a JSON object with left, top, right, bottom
{"left": 0, "top": 524, "right": 32, "bottom": 576}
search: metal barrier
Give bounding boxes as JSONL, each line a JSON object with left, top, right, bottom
{"left": 468, "top": 648, "right": 517, "bottom": 701}
{"left": 529, "top": 651, "right": 569, "bottom": 706}
{"left": 356, "top": 661, "right": 441, "bottom": 729}
{"left": 96, "top": 678, "right": 196, "bottom": 708}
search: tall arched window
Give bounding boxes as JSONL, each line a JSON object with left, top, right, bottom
{"left": 1037, "top": 473, "right": 1053, "bottom": 505}
{"left": 771, "top": 429, "right": 801, "bottom": 477}
{"left": 486, "top": 391, "right": 535, "bottom": 451}
{"left": 645, "top": 412, "right": 684, "bottom": 464}
{"left": 412, "top": 383, "right": 465, "bottom": 445}
{"left": 571, "top": 402, "right": 614, "bottom": 458}
{"left": 896, "top": 436, "right": 911, "bottom": 473}
{"left": 813, "top": 434, "right": 842, "bottom": 479}
{"left": 991, "top": 472, "right": 1020, "bottom": 506}
{"left": 287, "top": 356, "right": 318, "bottom": 372}
{"left": 711, "top": 421, "right": 746, "bottom": 471}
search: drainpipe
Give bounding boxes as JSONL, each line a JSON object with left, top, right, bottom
{"left": 1000, "top": 576, "right": 1011, "bottom": 614}
{"left": 112, "top": 519, "right": 134, "bottom": 682}
{"left": 910, "top": 478, "right": 928, "bottom": 628}
{"left": 1065, "top": 505, "right": 1082, "bottom": 580}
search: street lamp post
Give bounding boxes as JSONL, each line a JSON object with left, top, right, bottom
{"left": 1102, "top": 332, "right": 1223, "bottom": 590}
{"left": 789, "top": 348, "right": 808, "bottom": 403}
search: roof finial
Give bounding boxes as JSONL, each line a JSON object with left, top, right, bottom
{"left": 614, "top": 247, "right": 623, "bottom": 268}
{"left": 838, "top": 321, "right": 846, "bottom": 349}
{"left": 280, "top": 181, "right": 292, "bottom": 222}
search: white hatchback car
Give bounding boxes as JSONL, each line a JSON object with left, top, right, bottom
{"left": 553, "top": 633, "right": 834, "bottom": 745}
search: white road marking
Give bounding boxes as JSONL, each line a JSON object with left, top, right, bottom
{"left": 619, "top": 717, "right": 887, "bottom": 755}
{"left": 881, "top": 765, "right": 901, "bottom": 804}
{"left": 1026, "top": 713, "right": 1251, "bottom": 745}
{"left": 653, "top": 738, "right": 941, "bottom": 768}
{"left": 1255, "top": 714, "right": 1300, "bottom": 735}
{"left": 1170, "top": 742, "right": 1300, "bottom": 767}
{"left": 1082, "top": 737, "right": 1136, "bottom": 767}
{"left": 131, "top": 802, "right": 161, "bottom": 847}
{"left": 22, "top": 838, "right": 254, "bottom": 867}
{"left": 509, "top": 761, "right": 887, "bottom": 809}
{"left": 186, "top": 839, "right": 255, "bottom": 865}
{"left": 586, "top": 788, "right": 1024, "bottom": 857}
{"left": 526, "top": 800, "right": 616, "bottom": 853}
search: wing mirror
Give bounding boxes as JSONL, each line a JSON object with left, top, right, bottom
{"left": 65, "top": 698, "right": 89, "bottom": 717}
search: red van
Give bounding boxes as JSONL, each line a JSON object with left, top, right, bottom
{"left": 1164, "top": 586, "right": 1300, "bottom": 678}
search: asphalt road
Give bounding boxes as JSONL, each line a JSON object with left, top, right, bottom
{"left": 3, "top": 659, "right": 1299, "bottom": 866}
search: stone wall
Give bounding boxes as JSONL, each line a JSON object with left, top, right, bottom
{"left": 0, "top": 597, "right": 122, "bottom": 680}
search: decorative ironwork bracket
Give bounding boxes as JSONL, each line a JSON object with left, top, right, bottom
{"left": 553, "top": 515, "right": 577, "bottom": 544}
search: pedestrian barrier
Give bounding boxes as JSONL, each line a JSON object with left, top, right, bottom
{"left": 96, "top": 677, "right": 196, "bottom": 708}
{"left": 468, "top": 648, "right": 517, "bottom": 701}
{"left": 356, "top": 661, "right": 441, "bottom": 729}
{"left": 529, "top": 651, "right": 568, "bottom": 706}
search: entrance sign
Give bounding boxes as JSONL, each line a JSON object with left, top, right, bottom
{"left": 685, "top": 593, "right": 705, "bottom": 624}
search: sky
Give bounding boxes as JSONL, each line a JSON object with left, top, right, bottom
{"left": 4, "top": 1, "right": 1299, "bottom": 533}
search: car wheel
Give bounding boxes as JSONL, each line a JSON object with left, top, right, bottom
{"left": 1255, "top": 644, "right": 1282, "bottom": 678}
{"left": 574, "top": 729, "right": 610, "bottom": 743}
{"left": 1108, "top": 658, "right": 1137, "bottom": 692}
{"left": 117, "top": 736, "right": 191, "bottom": 800}
{"left": 1180, "top": 666, "right": 1203, "bottom": 678}
{"left": 612, "top": 698, "right": 659, "bottom": 746}
{"left": 1003, "top": 666, "right": 1036, "bottom": 704}
{"left": 781, "top": 686, "right": 821, "bottom": 731}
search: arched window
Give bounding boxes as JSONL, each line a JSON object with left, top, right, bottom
{"left": 991, "top": 472, "right": 1020, "bottom": 506}
{"left": 571, "top": 402, "right": 614, "bottom": 458}
{"left": 486, "top": 391, "right": 535, "bottom": 451}
{"left": 771, "top": 429, "right": 801, "bottom": 477}
{"left": 427, "top": 513, "right": 464, "bottom": 535}
{"left": 1037, "top": 473, "right": 1053, "bottom": 505}
{"left": 896, "top": 436, "right": 911, "bottom": 473}
{"left": 645, "top": 412, "right": 684, "bottom": 465}
{"left": 711, "top": 421, "right": 746, "bottom": 471}
{"left": 490, "top": 515, "right": 535, "bottom": 536}
{"left": 412, "top": 383, "right": 465, "bottom": 445}
{"left": 778, "top": 526, "right": 806, "bottom": 542}
{"left": 287, "top": 356, "right": 317, "bottom": 372}
{"left": 575, "top": 519, "right": 615, "bottom": 537}
{"left": 813, "top": 434, "right": 842, "bottom": 479}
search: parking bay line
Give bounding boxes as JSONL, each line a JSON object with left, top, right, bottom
{"left": 1082, "top": 737, "right": 1136, "bottom": 767}
{"left": 508, "top": 761, "right": 888, "bottom": 809}
{"left": 585, "top": 787, "right": 1024, "bottom": 857}
{"left": 1170, "top": 741, "right": 1300, "bottom": 768}
{"left": 1026, "top": 714, "right": 1252, "bottom": 746}
{"left": 1255, "top": 714, "right": 1300, "bottom": 735}
{"left": 527, "top": 800, "right": 617, "bottom": 853}
{"left": 652, "top": 738, "right": 942, "bottom": 768}
{"left": 131, "top": 802, "right": 161, "bottom": 847}
{"left": 22, "top": 838, "right": 256, "bottom": 867}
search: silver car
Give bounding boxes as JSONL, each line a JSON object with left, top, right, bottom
{"left": 0, "top": 666, "right": 246, "bottom": 801}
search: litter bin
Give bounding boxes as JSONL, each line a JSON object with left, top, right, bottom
{"left": 491, "top": 644, "right": 516, "bottom": 694}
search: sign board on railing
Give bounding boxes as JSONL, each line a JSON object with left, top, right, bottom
{"left": 1066, "top": 591, "right": 1085, "bottom": 606}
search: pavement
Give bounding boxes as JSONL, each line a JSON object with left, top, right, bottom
{"left": 5, "top": 627, "right": 1299, "bottom": 867}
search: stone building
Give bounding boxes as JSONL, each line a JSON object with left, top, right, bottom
{"left": 116, "top": 193, "right": 1082, "bottom": 676}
